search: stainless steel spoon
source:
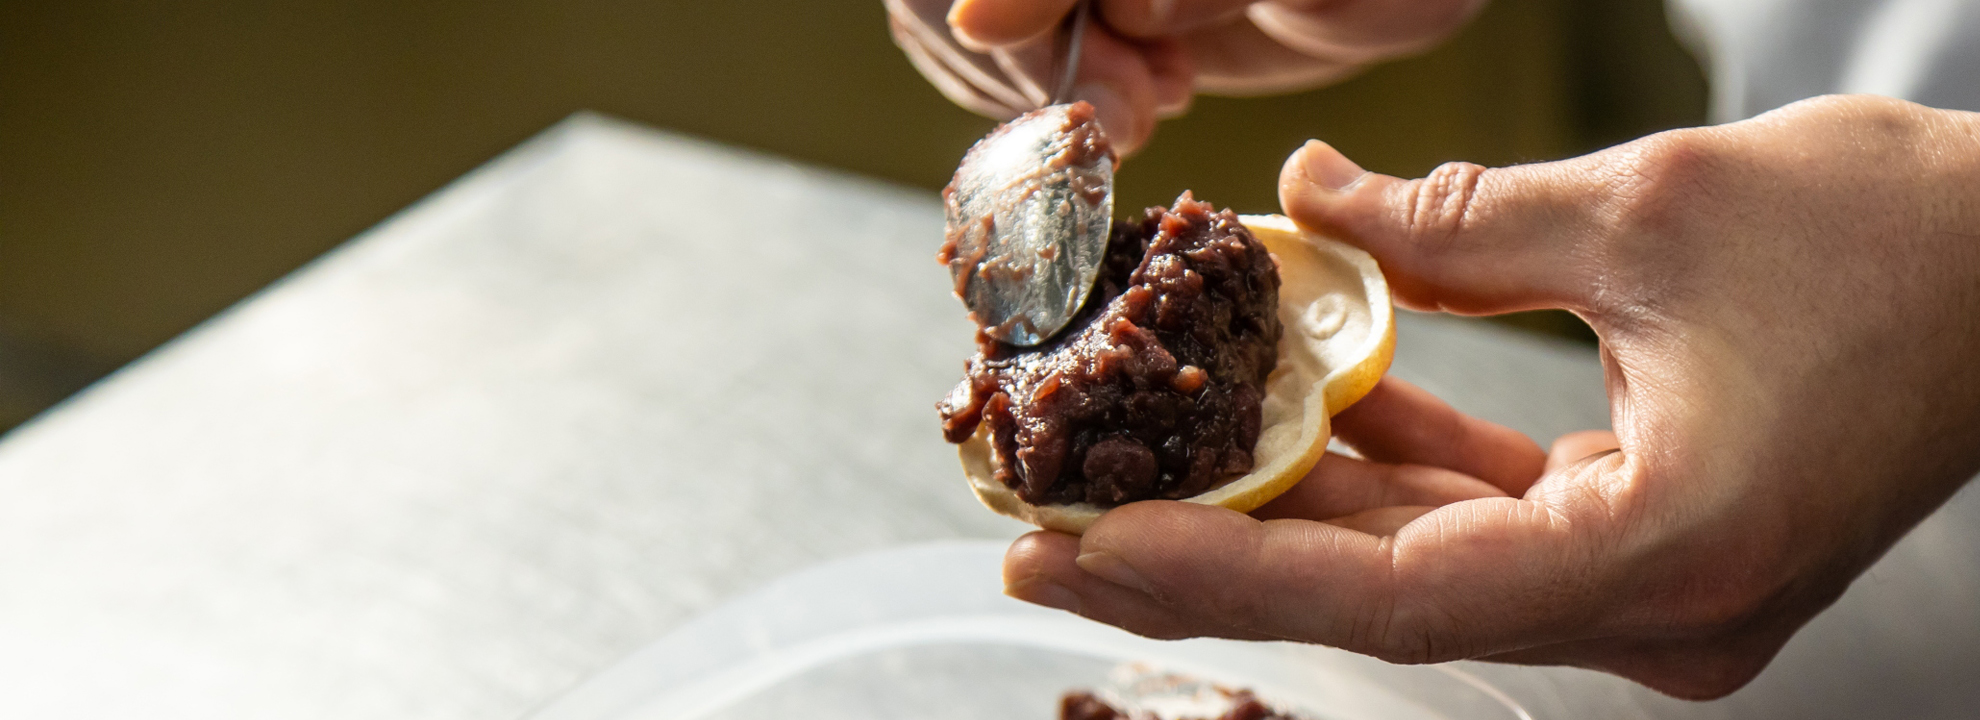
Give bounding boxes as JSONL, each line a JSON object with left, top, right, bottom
{"left": 941, "top": 0, "right": 1115, "bottom": 347}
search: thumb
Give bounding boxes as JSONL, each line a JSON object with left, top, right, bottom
{"left": 1277, "top": 140, "right": 1614, "bottom": 315}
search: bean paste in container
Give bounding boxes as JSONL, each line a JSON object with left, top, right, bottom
{"left": 1060, "top": 690, "right": 1297, "bottom": 720}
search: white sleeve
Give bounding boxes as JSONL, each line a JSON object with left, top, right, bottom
{"left": 1668, "top": 0, "right": 1980, "bottom": 122}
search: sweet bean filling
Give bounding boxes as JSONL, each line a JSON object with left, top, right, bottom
{"left": 939, "top": 194, "right": 1282, "bottom": 507}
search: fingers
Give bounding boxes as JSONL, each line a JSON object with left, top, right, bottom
{"left": 1244, "top": 0, "right": 1484, "bottom": 64}
{"left": 1010, "top": 503, "right": 1395, "bottom": 643}
{"left": 1142, "top": 39, "right": 1195, "bottom": 118}
{"left": 1320, "top": 505, "right": 1435, "bottom": 535}
{"left": 891, "top": 15, "right": 1028, "bottom": 117}
{"left": 1251, "top": 452, "right": 1505, "bottom": 522}
{"left": 1278, "top": 140, "right": 1617, "bottom": 315}
{"left": 1547, "top": 430, "right": 1621, "bottom": 472}
{"left": 948, "top": 0, "right": 1081, "bottom": 48}
{"left": 952, "top": 0, "right": 1255, "bottom": 44}
{"left": 988, "top": 21, "right": 1166, "bottom": 152}
{"left": 1098, "top": 0, "right": 1255, "bottom": 37}
{"left": 1005, "top": 477, "right": 1624, "bottom": 662}
{"left": 1065, "top": 30, "right": 1169, "bottom": 152}
{"left": 1184, "top": 13, "right": 1362, "bottom": 96}
{"left": 896, "top": 0, "right": 1190, "bottom": 151}
{"left": 1004, "top": 530, "right": 1279, "bottom": 640}
{"left": 1331, "top": 377, "right": 1548, "bottom": 496}
{"left": 955, "top": 0, "right": 1484, "bottom": 55}
{"left": 888, "top": 0, "right": 1041, "bottom": 116}
{"left": 921, "top": 0, "right": 1495, "bottom": 134}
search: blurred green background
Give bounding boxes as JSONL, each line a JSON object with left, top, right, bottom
{"left": 0, "top": 0, "right": 1705, "bottom": 433}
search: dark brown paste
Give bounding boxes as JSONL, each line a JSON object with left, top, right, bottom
{"left": 938, "top": 194, "right": 1282, "bottom": 507}
{"left": 1059, "top": 690, "right": 1294, "bottom": 720}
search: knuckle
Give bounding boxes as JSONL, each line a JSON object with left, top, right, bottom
{"left": 1849, "top": 94, "right": 1928, "bottom": 126}
{"left": 1327, "top": 573, "right": 1422, "bottom": 663}
{"left": 1777, "top": 92, "right": 1918, "bottom": 125}
{"left": 1603, "top": 130, "right": 1715, "bottom": 239}
{"left": 1835, "top": 95, "right": 1932, "bottom": 150}
{"left": 1761, "top": 94, "right": 1931, "bottom": 160}
{"left": 1360, "top": 596, "right": 1470, "bottom": 665}
{"left": 1398, "top": 161, "right": 1488, "bottom": 252}
{"left": 1343, "top": 542, "right": 1482, "bottom": 666}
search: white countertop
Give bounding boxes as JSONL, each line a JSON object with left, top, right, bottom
{"left": 0, "top": 114, "right": 1968, "bottom": 719}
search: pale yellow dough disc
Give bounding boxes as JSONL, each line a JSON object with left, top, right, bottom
{"left": 960, "top": 214, "right": 1397, "bottom": 534}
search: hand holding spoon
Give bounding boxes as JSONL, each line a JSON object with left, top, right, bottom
{"left": 940, "top": 0, "right": 1116, "bottom": 347}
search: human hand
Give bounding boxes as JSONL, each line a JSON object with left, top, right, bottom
{"left": 885, "top": 0, "right": 1485, "bottom": 154}
{"left": 1002, "top": 94, "right": 1980, "bottom": 698}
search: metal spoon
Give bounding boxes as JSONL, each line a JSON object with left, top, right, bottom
{"left": 941, "top": 0, "right": 1115, "bottom": 347}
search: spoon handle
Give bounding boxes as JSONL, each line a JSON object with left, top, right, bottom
{"left": 1049, "top": 0, "right": 1093, "bottom": 105}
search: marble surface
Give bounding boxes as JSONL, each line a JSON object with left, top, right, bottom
{"left": 0, "top": 114, "right": 1967, "bottom": 719}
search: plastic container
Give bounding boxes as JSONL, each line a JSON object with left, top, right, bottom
{"left": 528, "top": 541, "right": 1531, "bottom": 720}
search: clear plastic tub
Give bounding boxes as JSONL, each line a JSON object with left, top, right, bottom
{"left": 528, "top": 541, "right": 1531, "bottom": 720}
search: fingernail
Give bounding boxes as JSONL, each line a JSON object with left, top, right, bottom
{"left": 1075, "top": 551, "right": 1154, "bottom": 595}
{"left": 1300, "top": 140, "right": 1367, "bottom": 191}
{"left": 1071, "top": 83, "right": 1138, "bottom": 153}
{"left": 945, "top": 0, "right": 1000, "bottom": 51}
{"left": 1006, "top": 577, "right": 1081, "bottom": 613}
{"left": 944, "top": 0, "right": 978, "bottom": 37}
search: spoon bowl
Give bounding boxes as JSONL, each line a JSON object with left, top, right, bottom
{"left": 942, "top": 103, "right": 1116, "bottom": 346}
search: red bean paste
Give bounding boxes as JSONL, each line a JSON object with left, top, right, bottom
{"left": 1059, "top": 690, "right": 1294, "bottom": 720}
{"left": 938, "top": 194, "right": 1282, "bottom": 506}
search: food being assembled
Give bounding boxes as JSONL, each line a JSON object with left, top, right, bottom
{"left": 936, "top": 112, "right": 1395, "bottom": 534}
{"left": 937, "top": 202, "right": 1395, "bottom": 534}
